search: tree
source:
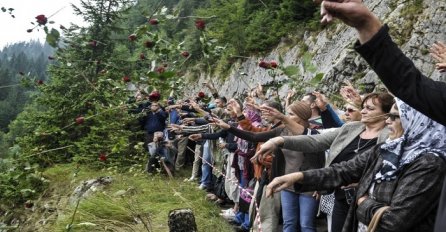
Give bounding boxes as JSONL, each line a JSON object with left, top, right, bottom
{"left": 14, "top": 0, "right": 143, "bottom": 168}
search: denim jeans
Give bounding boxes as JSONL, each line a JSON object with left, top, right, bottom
{"left": 235, "top": 211, "right": 250, "bottom": 230}
{"left": 281, "top": 190, "right": 318, "bottom": 232}
{"left": 200, "top": 140, "right": 213, "bottom": 187}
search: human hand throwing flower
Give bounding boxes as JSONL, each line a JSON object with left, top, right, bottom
{"left": 266, "top": 172, "right": 304, "bottom": 198}
{"left": 212, "top": 117, "right": 231, "bottom": 130}
{"left": 251, "top": 137, "right": 283, "bottom": 163}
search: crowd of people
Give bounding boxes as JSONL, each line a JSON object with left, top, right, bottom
{"left": 129, "top": 1, "right": 446, "bottom": 231}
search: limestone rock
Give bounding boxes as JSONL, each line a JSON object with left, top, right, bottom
{"left": 187, "top": 0, "right": 446, "bottom": 101}
{"left": 69, "top": 176, "right": 112, "bottom": 205}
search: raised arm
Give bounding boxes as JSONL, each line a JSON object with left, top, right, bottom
{"left": 266, "top": 147, "right": 370, "bottom": 197}
{"left": 318, "top": 0, "right": 446, "bottom": 125}
{"left": 355, "top": 25, "right": 446, "bottom": 125}
{"left": 227, "top": 125, "right": 281, "bottom": 143}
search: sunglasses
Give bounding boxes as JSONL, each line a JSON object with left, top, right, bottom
{"left": 387, "top": 113, "right": 400, "bottom": 121}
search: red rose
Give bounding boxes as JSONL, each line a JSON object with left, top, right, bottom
{"left": 148, "top": 18, "right": 159, "bottom": 25}
{"left": 195, "top": 19, "right": 205, "bottom": 30}
{"left": 89, "top": 40, "right": 97, "bottom": 47}
{"left": 99, "top": 153, "right": 107, "bottom": 161}
{"left": 128, "top": 34, "right": 137, "bottom": 41}
{"left": 122, "top": 76, "right": 131, "bottom": 82}
{"left": 149, "top": 91, "right": 161, "bottom": 101}
{"left": 258, "top": 60, "right": 270, "bottom": 69}
{"left": 181, "top": 51, "right": 190, "bottom": 58}
{"left": 270, "top": 60, "right": 278, "bottom": 69}
{"left": 35, "top": 14, "right": 48, "bottom": 26}
{"left": 139, "top": 53, "right": 145, "bottom": 60}
{"left": 198, "top": 91, "right": 206, "bottom": 98}
{"left": 156, "top": 66, "right": 165, "bottom": 74}
{"left": 37, "top": 80, "right": 44, "bottom": 85}
{"left": 24, "top": 201, "right": 34, "bottom": 209}
{"left": 143, "top": 40, "right": 155, "bottom": 48}
{"left": 75, "top": 116, "right": 85, "bottom": 125}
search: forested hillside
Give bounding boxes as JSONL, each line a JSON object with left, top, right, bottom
{"left": 0, "top": 0, "right": 319, "bottom": 229}
{"left": 0, "top": 41, "right": 53, "bottom": 153}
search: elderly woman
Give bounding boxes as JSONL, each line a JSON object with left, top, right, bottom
{"left": 265, "top": 99, "right": 446, "bottom": 232}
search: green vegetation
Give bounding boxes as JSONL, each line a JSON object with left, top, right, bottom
{"left": 22, "top": 164, "right": 232, "bottom": 231}
{"left": 390, "top": 0, "right": 424, "bottom": 45}
{"left": 0, "top": 0, "right": 323, "bottom": 229}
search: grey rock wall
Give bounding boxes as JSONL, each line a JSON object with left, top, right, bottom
{"left": 189, "top": 0, "right": 446, "bottom": 102}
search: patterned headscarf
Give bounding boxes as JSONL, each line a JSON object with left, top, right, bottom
{"left": 374, "top": 98, "right": 446, "bottom": 182}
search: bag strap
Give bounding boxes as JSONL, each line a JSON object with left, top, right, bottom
{"left": 367, "top": 206, "right": 390, "bottom": 232}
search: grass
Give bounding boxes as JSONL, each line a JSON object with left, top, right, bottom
{"left": 37, "top": 163, "right": 233, "bottom": 232}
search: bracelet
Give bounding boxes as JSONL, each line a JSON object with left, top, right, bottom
{"left": 237, "top": 114, "right": 246, "bottom": 121}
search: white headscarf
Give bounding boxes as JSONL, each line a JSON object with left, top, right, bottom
{"left": 374, "top": 98, "right": 446, "bottom": 182}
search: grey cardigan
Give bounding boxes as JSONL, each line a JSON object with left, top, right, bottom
{"left": 282, "top": 121, "right": 389, "bottom": 167}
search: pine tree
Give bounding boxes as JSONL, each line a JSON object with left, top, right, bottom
{"left": 15, "top": 0, "right": 145, "bottom": 168}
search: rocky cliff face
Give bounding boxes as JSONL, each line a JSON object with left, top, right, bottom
{"left": 189, "top": 0, "right": 446, "bottom": 102}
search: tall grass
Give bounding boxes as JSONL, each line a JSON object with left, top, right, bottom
{"left": 41, "top": 164, "right": 233, "bottom": 231}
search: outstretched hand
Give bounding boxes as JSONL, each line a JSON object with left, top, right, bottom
{"left": 251, "top": 138, "right": 282, "bottom": 163}
{"left": 430, "top": 41, "right": 446, "bottom": 61}
{"left": 431, "top": 41, "right": 446, "bottom": 72}
{"left": 260, "top": 105, "right": 285, "bottom": 121}
{"left": 436, "top": 63, "right": 446, "bottom": 73}
{"left": 168, "top": 124, "right": 183, "bottom": 133}
{"left": 286, "top": 90, "right": 296, "bottom": 100}
{"left": 212, "top": 117, "right": 231, "bottom": 130}
{"left": 313, "top": 91, "right": 329, "bottom": 111}
{"left": 188, "top": 134, "right": 202, "bottom": 141}
{"left": 340, "top": 84, "right": 362, "bottom": 108}
{"left": 314, "top": 0, "right": 382, "bottom": 44}
{"left": 229, "top": 99, "right": 243, "bottom": 116}
{"left": 266, "top": 172, "right": 304, "bottom": 198}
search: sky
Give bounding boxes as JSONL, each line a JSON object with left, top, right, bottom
{"left": 0, "top": 0, "right": 86, "bottom": 49}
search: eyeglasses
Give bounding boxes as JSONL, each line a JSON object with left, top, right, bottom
{"left": 387, "top": 113, "right": 400, "bottom": 121}
{"left": 346, "top": 108, "right": 357, "bottom": 113}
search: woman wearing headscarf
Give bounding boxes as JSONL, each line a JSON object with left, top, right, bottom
{"left": 265, "top": 99, "right": 446, "bottom": 232}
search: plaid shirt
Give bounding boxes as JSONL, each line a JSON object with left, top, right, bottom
{"left": 296, "top": 145, "right": 446, "bottom": 232}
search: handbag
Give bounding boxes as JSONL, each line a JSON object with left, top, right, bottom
{"left": 319, "top": 192, "right": 335, "bottom": 215}
{"left": 367, "top": 206, "right": 390, "bottom": 232}
{"left": 213, "top": 175, "right": 228, "bottom": 200}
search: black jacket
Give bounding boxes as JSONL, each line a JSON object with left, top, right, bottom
{"left": 296, "top": 146, "right": 446, "bottom": 232}
{"left": 354, "top": 25, "right": 446, "bottom": 232}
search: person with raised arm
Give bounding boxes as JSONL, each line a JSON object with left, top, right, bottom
{"left": 214, "top": 100, "right": 324, "bottom": 232}
{"left": 265, "top": 99, "right": 446, "bottom": 232}
{"left": 253, "top": 92, "right": 393, "bottom": 232}
{"left": 314, "top": 1, "right": 446, "bottom": 230}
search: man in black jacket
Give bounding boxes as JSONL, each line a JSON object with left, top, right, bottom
{"left": 316, "top": 0, "right": 446, "bottom": 231}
